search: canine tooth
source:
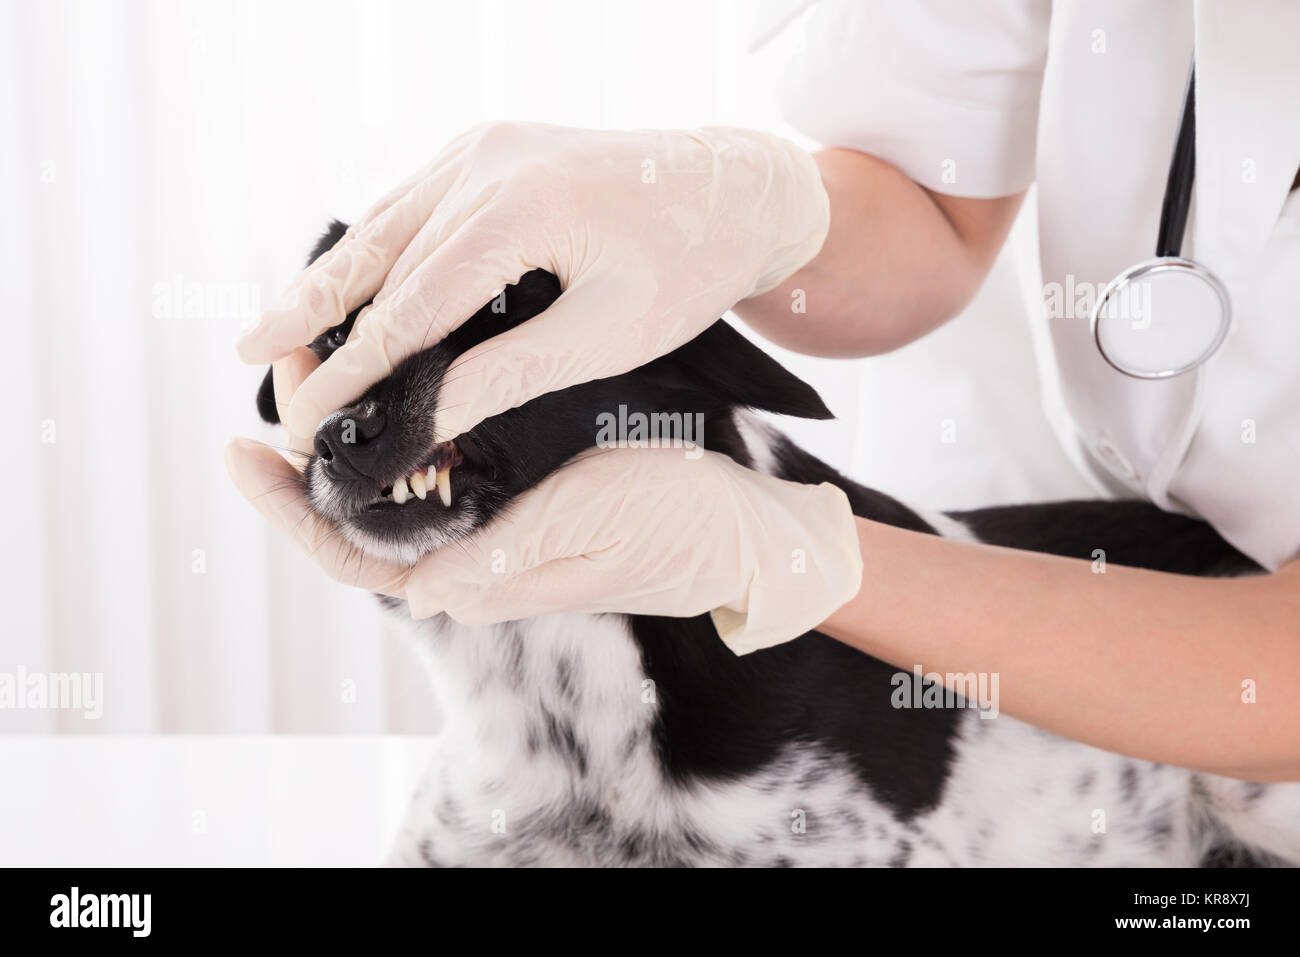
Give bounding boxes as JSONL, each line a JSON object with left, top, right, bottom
{"left": 435, "top": 468, "right": 451, "bottom": 507}
{"left": 392, "top": 475, "right": 409, "bottom": 505}
{"left": 410, "top": 471, "right": 427, "bottom": 500}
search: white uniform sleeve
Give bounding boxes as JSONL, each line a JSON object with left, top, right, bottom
{"left": 780, "top": 0, "right": 1051, "bottom": 198}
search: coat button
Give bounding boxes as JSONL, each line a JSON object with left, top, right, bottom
{"left": 1096, "top": 434, "right": 1140, "bottom": 483}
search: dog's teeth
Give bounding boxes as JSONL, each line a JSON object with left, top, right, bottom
{"left": 410, "top": 471, "right": 427, "bottom": 500}
{"left": 392, "top": 475, "right": 409, "bottom": 505}
{"left": 435, "top": 468, "right": 452, "bottom": 507}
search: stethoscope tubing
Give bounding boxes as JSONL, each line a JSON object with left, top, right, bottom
{"left": 1156, "top": 64, "right": 1197, "bottom": 259}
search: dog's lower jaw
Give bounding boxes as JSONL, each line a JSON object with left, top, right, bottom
{"left": 306, "top": 466, "right": 487, "bottom": 567}
{"left": 334, "top": 514, "right": 482, "bottom": 568}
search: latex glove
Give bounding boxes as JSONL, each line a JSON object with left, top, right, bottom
{"left": 224, "top": 437, "right": 411, "bottom": 597}
{"left": 235, "top": 122, "right": 829, "bottom": 444}
{"left": 225, "top": 439, "right": 862, "bottom": 656}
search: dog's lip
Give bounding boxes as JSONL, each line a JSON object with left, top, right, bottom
{"left": 423, "top": 438, "right": 464, "bottom": 474}
{"left": 372, "top": 439, "right": 464, "bottom": 490}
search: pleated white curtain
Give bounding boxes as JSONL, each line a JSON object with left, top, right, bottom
{"left": 0, "top": 0, "right": 1090, "bottom": 734}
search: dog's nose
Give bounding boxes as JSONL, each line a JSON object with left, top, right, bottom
{"left": 314, "top": 401, "right": 388, "bottom": 479}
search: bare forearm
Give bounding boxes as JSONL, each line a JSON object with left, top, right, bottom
{"left": 734, "top": 148, "right": 1024, "bottom": 357}
{"left": 821, "top": 517, "right": 1300, "bottom": 781}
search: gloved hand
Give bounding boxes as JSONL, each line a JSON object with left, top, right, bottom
{"left": 235, "top": 122, "right": 830, "bottom": 445}
{"left": 225, "top": 438, "right": 863, "bottom": 655}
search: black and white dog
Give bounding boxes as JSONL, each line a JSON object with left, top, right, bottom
{"left": 257, "top": 221, "right": 1299, "bottom": 867}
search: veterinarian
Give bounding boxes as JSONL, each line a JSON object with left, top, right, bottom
{"left": 229, "top": 0, "right": 1300, "bottom": 781}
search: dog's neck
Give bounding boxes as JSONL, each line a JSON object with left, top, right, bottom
{"left": 405, "top": 611, "right": 659, "bottom": 784}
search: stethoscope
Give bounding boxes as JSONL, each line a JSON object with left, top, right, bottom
{"left": 1090, "top": 63, "right": 1232, "bottom": 379}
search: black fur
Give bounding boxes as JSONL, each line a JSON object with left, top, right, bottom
{"left": 953, "top": 501, "right": 1260, "bottom": 576}
{"left": 631, "top": 615, "right": 959, "bottom": 819}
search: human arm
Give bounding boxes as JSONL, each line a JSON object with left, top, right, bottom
{"left": 820, "top": 517, "right": 1300, "bottom": 781}
{"left": 733, "top": 148, "right": 1025, "bottom": 357}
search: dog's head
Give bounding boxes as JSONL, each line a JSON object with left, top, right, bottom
{"left": 257, "top": 220, "right": 832, "bottom": 565}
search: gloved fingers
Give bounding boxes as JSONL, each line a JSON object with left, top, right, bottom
{"left": 235, "top": 160, "right": 463, "bottom": 365}
{"left": 371, "top": 197, "right": 524, "bottom": 307}
{"left": 271, "top": 346, "right": 321, "bottom": 457}
{"left": 224, "top": 437, "right": 412, "bottom": 598}
{"left": 283, "top": 319, "right": 397, "bottom": 439}
{"left": 284, "top": 217, "right": 542, "bottom": 440}
{"left": 418, "top": 555, "right": 617, "bottom": 624}
{"left": 237, "top": 232, "right": 388, "bottom": 364}
{"left": 402, "top": 457, "right": 643, "bottom": 618}
{"left": 429, "top": 275, "right": 653, "bottom": 442}
{"left": 354, "top": 179, "right": 420, "bottom": 228}
{"left": 404, "top": 456, "right": 738, "bottom": 622}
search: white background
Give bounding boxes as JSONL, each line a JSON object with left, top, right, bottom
{"left": 0, "top": 0, "right": 1092, "bottom": 863}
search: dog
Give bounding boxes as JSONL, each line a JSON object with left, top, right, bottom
{"left": 255, "top": 221, "right": 1300, "bottom": 866}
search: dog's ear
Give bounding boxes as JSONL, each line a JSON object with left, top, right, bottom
{"left": 650, "top": 320, "right": 833, "bottom": 420}
{"left": 256, "top": 368, "right": 279, "bottom": 424}
{"left": 310, "top": 219, "right": 351, "bottom": 266}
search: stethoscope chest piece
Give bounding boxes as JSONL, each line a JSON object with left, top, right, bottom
{"left": 1091, "top": 255, "right": 1231, "bottom": 379}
